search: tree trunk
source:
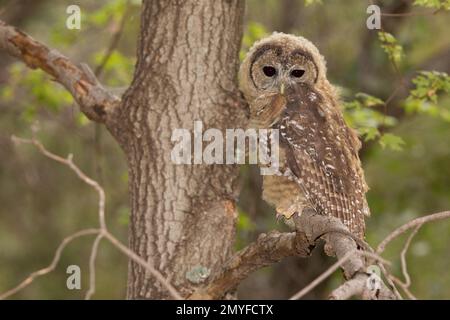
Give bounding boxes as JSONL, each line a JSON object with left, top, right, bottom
{"left": 117, "top": 0, "right": 246, "bottom": 299}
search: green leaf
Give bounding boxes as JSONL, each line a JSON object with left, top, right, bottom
{"left": 6, "top": 64, "right": 73, "bottom": 117}
{"left": 359, "top": 127, "right": 380, "bottom": 142}
{"left": 355, "top": 92, "right": 385, "bottom": 108}
{"left": 378, "top": 32, "right": 404, "bottom": 64}
{"left": 87, "top": 0, "right": 128, "bottom": 27}
{"left": 404, "top": 71, "right": 450, "bottom": 122}
{"left": 413, "top": 0, "right": 450, "bottom": 10}
{"left": 240, "top": 22, "right": 268, "bottom": 61}
{"left": 343, "top": 91, "right": 398, "bottom": 145}
{"left": 379, "top": 133, "right": 405, "bottom": 151}
{"left": 304, "top": 0, "right": 323, "bottom": 6}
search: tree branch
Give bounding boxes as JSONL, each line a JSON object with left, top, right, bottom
{"left": 0, "top": 20, "right": 120, "bottom": 124}
{"left": 291, "top": 210, "right": 396, "bottom": 300}
{"left": 191, "top": 209, "right": 397, "bottom": 300}
{"left": 0, "top": 228, "right": 100, "bottom": 300}
{"left": 189, "top": 230, "right": 312, "bottom": 299}
{"left": 376, "top": 211, "right": 450, "bottom": 254}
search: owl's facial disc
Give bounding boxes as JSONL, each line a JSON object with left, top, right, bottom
{"left": 250, "top": 46, "right": 318, "bottom": 95}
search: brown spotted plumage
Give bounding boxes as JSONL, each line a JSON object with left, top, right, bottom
{"left": 239, "top": 33, "right": 370, "bottom": 239}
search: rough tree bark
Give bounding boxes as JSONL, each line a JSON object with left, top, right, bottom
{"left": 117, "top": 1, "right": 246, "bottom": 299}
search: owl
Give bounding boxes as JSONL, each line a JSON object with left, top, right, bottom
{"left": 239, "top": 33, "right": 370, "bottom": 239}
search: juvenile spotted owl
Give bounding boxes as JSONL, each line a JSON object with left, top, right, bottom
{"left": 239, "top": 33, "right": 370, "bottom": 239}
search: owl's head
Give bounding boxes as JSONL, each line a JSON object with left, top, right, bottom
{"left": 239, "top": 32, "right": 328, "bottom": 102}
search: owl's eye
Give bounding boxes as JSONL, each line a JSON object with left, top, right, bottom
{"left": 262, "top": 66, "right": 277, "bottom": 77}
{"left": 291, "top": 69, "right": 305, "bottom": 78}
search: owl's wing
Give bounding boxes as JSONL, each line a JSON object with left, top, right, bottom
{"left": 277, "top": 86, "right": 369, "bottom": 239}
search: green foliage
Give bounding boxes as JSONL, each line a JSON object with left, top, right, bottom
{"left": 50, "top": 27, "right": 80, "bottom": 47}
{"left": 237, "top": 207, "right": 256, "bottom": 232}
{"left": 413, "top": 0, "right": 450, "bottom": 10}
{"left": 240, "top": 22, "right": 268, "bottom": 61}
{"left": 91, "top": 51, "right": 134, "bottom": 86}
{"left": 236, "top": 207, "right": 256, "bottom": 250}
{"left": 343, "top": 92, "right": 399, "bottom": 147}
{"left": 304, "top": 0, "right": 323, "bottom": 6}
{"left": 378, "top": 32, "right": 404, "bottom": 64}
{"left": 404, "top": 71, "right": 450, "bottom": 121}
{"left": 379, "top": 133, "right": 406, "bottom": 151}
{"left": 343, "top": 92, "right": 407, "bottom": 151}
{"left": 2, "top": 64, "right": 74, "bottom": 123}
{"left": 365, "top": 116, "right": 450, "bottom": 299}
{"left": 87, "top": 0, "right": 129, "bottom": 27}
{"left": 354, "top": 92, "right": 384, "bottom": 108}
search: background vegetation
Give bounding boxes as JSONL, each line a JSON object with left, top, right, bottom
{"left": 0, "top": 0, "right": 449, "bottom": 299}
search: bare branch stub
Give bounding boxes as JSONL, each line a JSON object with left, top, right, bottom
{"left": 0, "top": 20, "right": 120, "bottom": 124}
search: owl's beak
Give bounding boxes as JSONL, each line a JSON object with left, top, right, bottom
{"left": 279, "top": 83, "right": 285, "bottom": 95}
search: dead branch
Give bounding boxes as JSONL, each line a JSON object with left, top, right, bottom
{"left": 377, "top": 211, "right": 450, "bottom": 254}
{"left": 0, "top": 20, "right": 120, "bottom": 124}
{"left": 1, "top": 136, "right": 182, "bottom": 300}
{"left": 0, "top": 228, "right": 100, "bottom": 300}
{"left": 376, "top": 211, "right": 450, "bottom": 300}
{"left": 85, "top": 233, "right": 104, "bottom": 300}
{"left": 399, "top": 225, "right": 421, "bottom": 287}
{"left": 292, "top": 250, "right": 391, "bottom": 300}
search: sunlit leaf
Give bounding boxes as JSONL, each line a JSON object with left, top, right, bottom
{"left": 404, "top": 71, "right": 450, "bottom": 122}
{"left": 379, "top": 133, "right": 405, "bottom": 151}
{"left": 378, "top": 31, "right": 404, "bottom": 64}
{"left": 305, "top": 0, "right": 323, "bottom": 6}
{"left": 413, "top": 0, "right": 450, "bottom": 10}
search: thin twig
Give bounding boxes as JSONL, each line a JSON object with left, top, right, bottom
{"left": 400, "top": 224, "right": 421, "bottom": 287}
{"left": 2, "top": 135, "right": 183, "bottom": 300}
{"left": 92, "top": 0, "right": 131, "bottom": 186}
{"left": 289, "top": 250, "right": 390, "bottom": 300}
{"left": 378, "top": 261, "right": 403, "bottom": 300}
{"left": 94, "top": 0, "right": 131, "bottom": 78}
{"left": 0, "top": 228, "right": 100, "bottom": 300}
{"left": 289, "top": 250, "right": 357, "bottom": 300}
{"left": 103, "top": 231, "right": 182, "bottom": 300}
{"left": 377, "top": 211, "right": 450, "bottom": 254}
{"left": 85, "top": 232, "right": 104, "bottom": 300}
{"left": 380, "top": 9, "right": 442, "bottom": 17}
{"left": 383, "top": 224, "right": 422, "bottom": 300}
{"left": 390, "top": 275, "right": 417, "bottom": 300}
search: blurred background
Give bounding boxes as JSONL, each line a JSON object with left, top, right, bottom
{"left": 0, "top": 0, "right": 449, "bottom": 299}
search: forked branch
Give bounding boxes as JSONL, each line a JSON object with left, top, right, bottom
{"left": 0, "top": 136, "right": 182, "bottom": 300}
